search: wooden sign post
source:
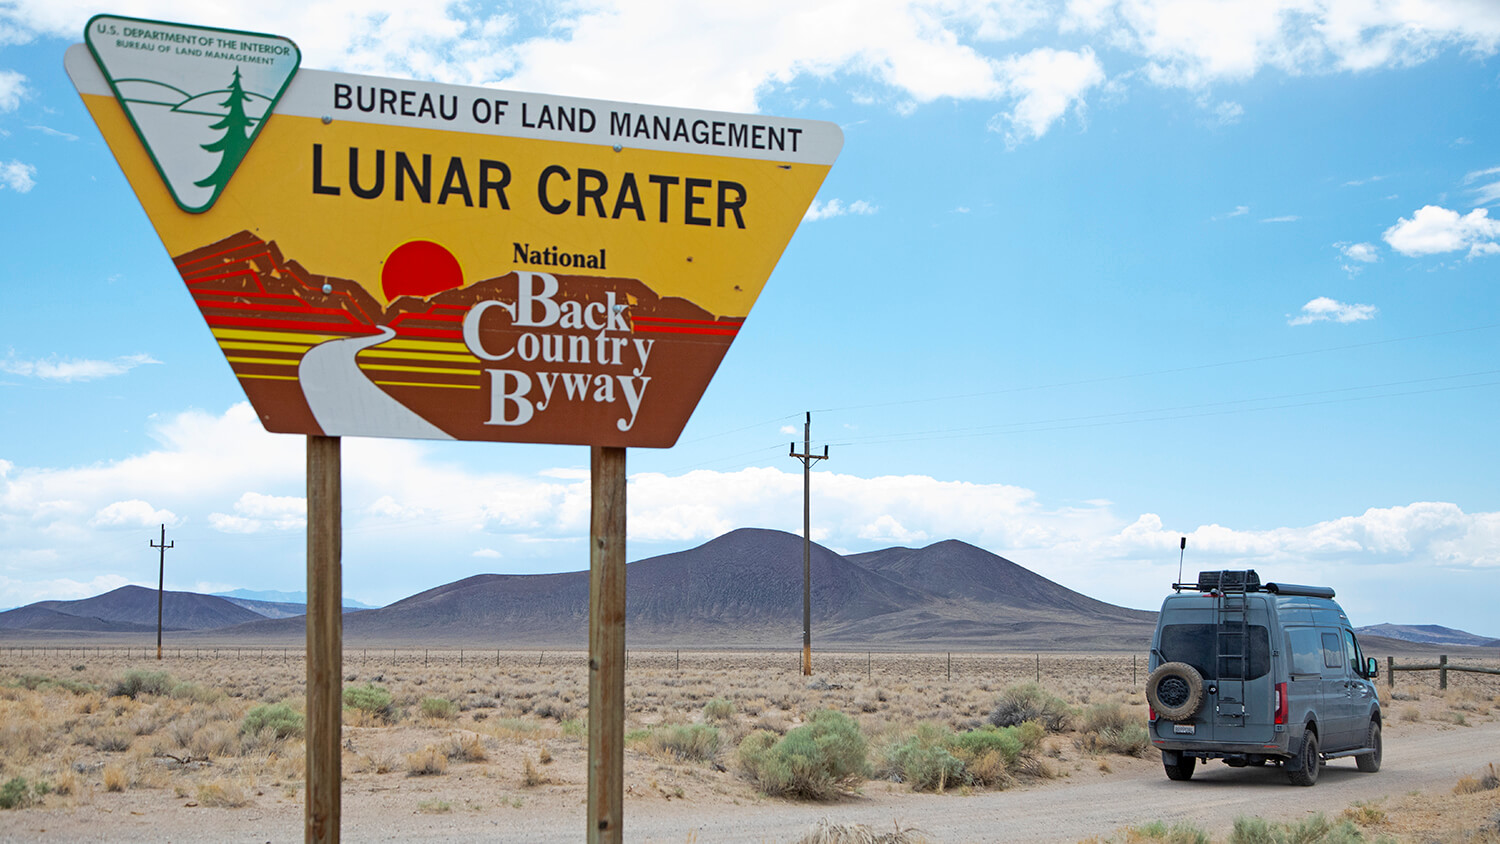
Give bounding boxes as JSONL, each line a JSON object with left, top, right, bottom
{"left": 588, "top": 446, "right": 627, "bottom": 842}
{"left": 305, "top": 435, "right": 342, "bottom": 843}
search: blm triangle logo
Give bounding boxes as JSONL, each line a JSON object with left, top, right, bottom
{"left": 85, "top": 14, "right": 300, "bottom": 214}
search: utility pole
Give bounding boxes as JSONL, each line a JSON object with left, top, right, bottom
{"left": 150, "top": 523, "right": 174, "bottom": 660}
{"left": 789, "top": 411, "right": 828, "bottom": 676}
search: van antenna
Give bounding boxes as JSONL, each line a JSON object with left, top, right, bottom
{"left": 1175, "top": 536, "right": 1187, "bottom": 592}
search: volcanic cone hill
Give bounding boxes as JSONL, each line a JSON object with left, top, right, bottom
{"left": 154, "top": 528, "right": 1159, "bottom": 650}
{"left": 0, "top": 585, "right": 264, "bottom": 633}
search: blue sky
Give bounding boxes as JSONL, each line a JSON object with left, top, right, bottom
{"left": 2, "top": 1, "right": 1498, "bottom": 636}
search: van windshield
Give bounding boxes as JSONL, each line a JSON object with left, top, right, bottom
{"left": 1159, "top": 624, "right": 1271, "bottom": 680}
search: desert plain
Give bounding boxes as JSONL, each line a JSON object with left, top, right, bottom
{"left": 0, "top": 646, "right": 1497, "bottom": 843}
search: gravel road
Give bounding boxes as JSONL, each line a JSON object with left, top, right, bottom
{"left": 615, "top": 720, "right": 1500, "bottom": 843}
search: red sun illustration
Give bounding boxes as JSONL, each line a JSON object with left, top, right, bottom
{"left": 381, "top": 240, "right": 464, "bottom": 301}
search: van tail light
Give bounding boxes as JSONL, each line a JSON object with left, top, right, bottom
{"left": 1274, "top": 682, "right": 1288, "bottom": 725}
{"left": 1148, "top": 705, "right": 1157, "bottom": 722}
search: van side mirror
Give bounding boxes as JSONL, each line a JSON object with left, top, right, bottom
{"left": 1365, "top": 657, "right": 1379, "bottom": 678}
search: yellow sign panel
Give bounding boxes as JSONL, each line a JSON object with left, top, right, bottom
{"left": 67, "top": 31, "right": 840, "bottom": 447}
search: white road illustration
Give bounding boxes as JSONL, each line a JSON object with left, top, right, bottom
{"left": 299, "top": 326, "right": 454, "bottom": 440}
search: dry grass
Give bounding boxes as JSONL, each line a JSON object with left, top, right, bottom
{"left": 196, "top": 777, "right": 251, "bottom": 808}
{"left": 1454, "top": 763, "right": 1499, "bottom": 794}
{"left": 793, "top": 818, "right": 931, "bottom": 843}
{"left": 404, "top": 745, "right": 449, "bottom": 776}
{"left": 0, "top": 647, "right": 1493, "bottom": 837}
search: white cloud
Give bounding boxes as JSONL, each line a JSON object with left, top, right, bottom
{"left": 89, "top": 499, "right": 178, "bottom": 529}
{"left": 208, "top": 492, "right": 306, "bottom": 534}
{"left": 27, "top": 124, "right": 77, "bottom": 141}
{"left": 1071, "top": 0, "right": 1500, "bottom": 88}
{"left": 1383, "top": 205, "right": 1500, "bottom": 258}
{"left": 1214, "top": 100, "right": 1244, "bottom": 125}
{"left": 857, "top": 514, "right": 930, "bottom": 545}
{"left": 0, "top": 69, "right": 26, "bottom": 111}
{"left": 1463, "top": 165, "right": 1500, "bottom": 206}
{"left": 1337, "top": 241, "right": 1380, "bottom": 263}
{"left": 0, "top": 352, "right": 159, "bottom": 381}
{"left": 1288, "top": 296, "right": 1377, "bottom": 326}
{"left": 1, "top": 159, "right": 36, "bottom": 193}
{"left": 1261, "top": 215, "right": 1299, "bottom": 223}
{"left": 1214, "top": 205, "right": 1249, "bottom": 220}
{"left": 803, "top": 198, "right": 879, "bottom": 221}
{"left": 472, "top": 548, "right": 502, "bottom": 559}
{"left": 988, "top": 47, "right": 1105, "bottom": 146}
{"left": 0, "top": 574, "right": 134, "bottom": 606}
{"left": 1336, "top": 241, "right": 1380, "bottom": 275}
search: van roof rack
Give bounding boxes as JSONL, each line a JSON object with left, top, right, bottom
{"left": 1172, "top": 569, "right": 1260, "bottom": 593}
{"left": 1170, "top": 569, "right": 1335, "bottom": 599}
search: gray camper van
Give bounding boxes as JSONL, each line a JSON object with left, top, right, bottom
{"left": 1145, "top": 570, "right": 1381, "bottom": 785}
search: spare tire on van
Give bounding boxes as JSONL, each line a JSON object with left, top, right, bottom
{"left": 1147, "top": 661, "right": 1205, "bottom": 721}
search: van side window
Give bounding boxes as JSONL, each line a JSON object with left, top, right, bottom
{"left": 1321, "top": 631, "right": 1343, "bottom": 670}
{"left": 1288, "top": 628, "right": 1322, "bottom": 674}
{"left": 1343, "top": 629, "right": 1364, "bottom": 677}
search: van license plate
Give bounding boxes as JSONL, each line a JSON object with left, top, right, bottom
{"left": 1173, "top": 724, "right": 1196, "bottom": 735}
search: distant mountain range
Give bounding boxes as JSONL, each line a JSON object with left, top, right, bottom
{"left": 2, "top": 529, "right": 1494, "bottom": 652}
{"left": 212, "top": 589, "right": 376, "bottom": 619}
{"left": 1356, "top": 623, "right": 1500, "bottom": 649}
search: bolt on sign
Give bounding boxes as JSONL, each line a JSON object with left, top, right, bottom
{"left": 68, "top": 15, "right": 842, "bottom": 447}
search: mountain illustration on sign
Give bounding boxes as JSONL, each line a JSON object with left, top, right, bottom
{"left": 170, "top": 231, "right": 745, "bottom": 446}
{"left": 194, "top": 67, "right": 255, "bottom": 200}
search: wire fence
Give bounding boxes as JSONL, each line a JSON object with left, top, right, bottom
{"left": 0, "top": 645, "right": 1151, "bottom": 686}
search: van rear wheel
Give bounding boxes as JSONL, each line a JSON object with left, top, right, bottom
{"left": 1355, "top": 721, "right": 1382, "bottom": 773}
{"left": 1163, "top": 752, "right": 1195, "bottom": 781}
{"left": 1287, "top": 731, "right": 1319, "bottom": 786}
{"left": 1147, "top": 662, "right": 1205, "bottom": 721}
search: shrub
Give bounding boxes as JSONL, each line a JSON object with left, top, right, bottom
{"left": 1077, "top": 704, "right": 1150, "bottom": 756}
{"left": 1129, "top": 820, "right": 1211, "bottom": 844}
{"left": 639, "top": 724, "right": 722, "bottom": 764}
{"left": 0, "top": 777, "right": 34, "bottom": 810}
{"left": 343, "top": 683, "right": 393, "bottom": 721}
{"left": 881, "top": 723, "right": 1040, "bottom": 791}
{"left": 102, "top": 765, "right": 128, "bottom": 792}
{"left": 170, "top": 681, "right": 222, "bottom": 704}
{"left": 882, "top": 723, "right": 965, "bottom": 792}
{"left": 703, "top": 697, "right": 736, "bottom": 722}
{"left": 1227, "top": 813, "right": 1364, "bottom": 844}
{"left": 420, "top": 697, "right": 457, "bottom": 720}
{"left": 110, "top": 669, "right": 173, "bottom": 699}
{"left": 737, "top": 709, "right": 868, "bottom": 799}
{"left": 443, "top": 732, "right": 487, "bottom": 762}
{"left": 241, "top": 703, "right": 304, "bottom": 739}
{"left": 988, "top": 683, "right": 1071, "bottom": 731}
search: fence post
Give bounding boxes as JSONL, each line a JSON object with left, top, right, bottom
{"left": 1439, "top": 654, "right": 1448, "bottom": 690}
{"left": 946, "top": 652, "right": 951, "bottom": 681}
{"left": 1387, "top": 656, "right": 1394, "bottom": 688}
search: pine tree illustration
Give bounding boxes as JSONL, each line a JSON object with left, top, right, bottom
{"left": 194, "top": 67, "right": 256, "bottom": 195}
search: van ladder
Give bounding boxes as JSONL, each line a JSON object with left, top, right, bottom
{"left": 1213, "top": 570, "right": 1252, "bottom": 726}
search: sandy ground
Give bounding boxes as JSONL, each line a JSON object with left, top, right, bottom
{"left": 1, "top": 650, "right": 1496, "bottom": 842}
